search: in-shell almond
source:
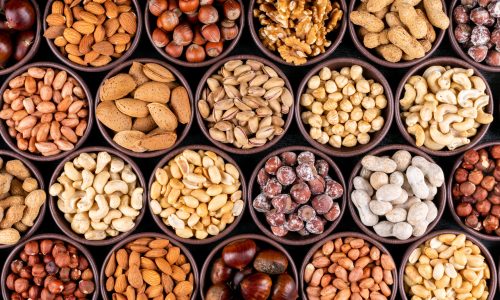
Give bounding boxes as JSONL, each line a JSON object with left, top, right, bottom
{"left": 170, "top": 86, "right": 191, "bottom": 124}
{"left": 143, "top": 63, "right": 175, "bottom": 83}
{"left": 113, "top": 130, "right": 146, "bottom": 152}
{"left": 96, "top": 101, "right": 132, "bottom": 132}
{"left": 147, "top": 103, "right": 178, "bottom": 131}
{"left": 100, "top": 73, "right": 137, "bottom": 101}
{"left": 140, "top": 132, "right": 177, "bottom": 151}
{"left": 129, "top": 62, "right": 149, "bottom": 86}
{"left": 133, "top": 82, "right": 171, "bottom": 103}
{"left": 116, "top": 98, "right": 149, "bottom": 118}
{"left": 132, "top": 115, "right": 156, "bottom": 132}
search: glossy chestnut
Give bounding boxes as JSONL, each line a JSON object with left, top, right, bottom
{"left": 222, "top": 239, "right": 257, "bottom": 270}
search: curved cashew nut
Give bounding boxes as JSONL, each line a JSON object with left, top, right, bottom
{"left": 423, "top": 93, "right": 438, "bottom": 104}
{"left": 118, "top": 195, "right": 140, "bottom": 218}
{"left": 407, "top": 76, "right": 427, "bottom": 104}
{"left": 49, "top": 183, "right": 63, "bottom": 197}
{"left": 95, "top": 152, "right": 111, "bottom": 173}
{"left": 91, "top": 221, "right": 108, "bottom": 231}
{"left": 103, "top": 209, "right": 122, "bottom": 224}
{"left": 64, "top": 213, "right": 73, "bottom": 223}
{"left": 476, "top": 109, "right": 493, "bottom": 124}
{"left": 76, "top": 187, "right": 95, "bottom": 212}
{"left": 67, "top": 191, "right": 85, "bottom": 213}
{"left": 57, "top": 199, "right": 72, "bottom": 214}
{"left": 106, "top": 228, "right": 119, "bottom": 237}
{"left": 81, "top": 169, "right": 94, "bottom": 190}
{"left": 473, "top": 95, "right": 489, "bottom": 110}
{"left": 93, "top": 171, "right": 110, "bottom": 194}
{"left": 109, "top": 193, "right": 121, "bottom": 209}
{"left": 434, "top": 104, "right": 458, "bottom": 122}
{"left": 452, "top": 72, "right": 472, "bottom": 90}
{"left": 423, "top": 65, "right": 446, "bottom": 79}
{"left": 470, "top": 76, "right": 486, "bottom": 92}
{"left": 452, "top": 67, "right": 474, "bottom": 77}
{"left": 423, "top": 130, "right": 445, "bottom": 150}
{"left": 458, "top": 107, "right": 478, "bottom": 119}
{"left": 130, "top": 187, "right": 143, "bottom": 210}
{"left": 419, "top": 101, "right": 436, "bottom": 122}
{"left": 71, "top": 212, "right": 90, "bottom": 234}
{"left": 452, "top": 117, "right": 475, "bottom": 132}
{"left": 457, "top": 89, "right": 482, "bottom": 108}
{"left": 110, "top": 157, "right": 125, "bottom": 173}
{"left": 400, "top": 83, "right": 417, "bottom": 110}
{"left": 437, "top": 69, "right": 454, "bottom": 90}
{"left": 409, "top": 105, "right": 423, "bottom": 113}
{"left": 435, "top": 90, "right": 457, "bottom": 104}
{"left": 84, "top": 230, "right": 106, "bottom": 240}
{"left": 448, "top": 137, "right": 470, "bottom": 151}
{"left": 405, "top": 112, "right": 420, "bottom": 127}
{"left": 78, "top": 153, "right": 96, "bottom": 171}
{"left": 439, "top": 114, "right": 464, "bottom": 133}
{"left": 429, "top": 123, "right": 454, "bottom": 146}
{"left": 121, "top": 166, "right": 137, "bottom": 184}
{"left": 408, "top": 124, "right": 425, "bottom": 147}
{"left": 462, "top": 128, "right": 477, "bottom": 138}
{"left": 88, "top": 194, "right": 109, "bottom": 220}
{"left": 424, "top": 70, "right": 444, "bottom": 94}
{"left": 104, "top": 180, "right": 129, "bottom": 195}
{"left": 64, "top": 162, "right": 81, "bottom": 181}
{"left": 110, "top": 172, "right": 121, "bottom": 181}
{"left": 111, "top": 217, "right": 135, "bottom": 232}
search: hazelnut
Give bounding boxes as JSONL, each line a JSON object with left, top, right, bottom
{"left": 54, "top": 252, "right": 70, "bottom": 268}
{"left": 62, "top": 282, "right": 77, "bottom": 295}
{"left": 463, "top": 149, "right": 480, "bottom": 164}
{"left": 81, "top": 269, "right": 93, "bottom": 281}
{"left": 59, "top": 267, "right": 70, "bottom": 282}
{"left": 193, "top": 26, "right": 206, "bottom": 45}
{"left": 173, "top": 23, "right": 194, "bottom": 46}
{"left": 202, "top": 23, "right": 221, "bottom": 42}
{"left": 40, "top": 288, "right": 55, "bottom": 300}
{"left": 185, "top": 44, "right": 206, "bottom": 62}
{"left": 27, "top": 255, "right": 40, "bottom": 266}
{"left": 483, "top": 215, "right": 499, "bottom": 232}
{"left": 24, "top": 241, "right": 39, "bottom": 256}
{"left": 149, "top": 0, "right": 168, "bottom": 16}
{"left": 31, "top": 263, "right": 46, "bottom": 277}
{"left": 78, "top": 280, "right": 95, "bottom": 294}
{"left": 40, "top": 240, "right": 53, "bottom": 255}
{"left": 452, "top": 184, "right": 463, "bottom": 198}
{"left": 158, "top": 10, "right": 180, "bottom": 32}
{"left": 475, "top": 149, "right": 490, "bottom": 170}
{"left": 11, "top": 260, "right": 24, "bottom": 274}
{"left": 493, "top": 166, "right": 500, "bottom": 181}
{"left": 198, "top": 5, "right": 219, "bottom": 24}
{"left": 77, "top": 256, "right": 89, "bottom": 271}
{"left": 6, "top": 273, "right": 17, "bottom": 290}
{"left": 152, "top": 28, "right": 170, "bottom": 48}
{"left": 489, "top": 194, "right": 500, "bottom": 205}
{"left": 472, "top": 186, "right": 488, "bottom": 201}
{"left": 28, "top": 286, "right": 41, "bottom": 299}
{"left": 480, "top": 175, "right": 496, "bottom": 191}
{"left": 459, "top": 181, "right": 476, "bottom": 196}
{"left": 468, "top": 170, "right": 484, "bottom": 185}
{"left": 221, "top": 25, "right": 239, "bottom": 40}
{"left": 491, "top": 205, "right": 500, "bottom": 217}
{"left": 475, "top": 200, "right": 491, "bottom": 215}
{"left": 14, "top": 278, "right": 29, "bottom": 293}
{"left": 179, "top": 0, "right": 200, "bottom": 13}
{"left": 465, "top": 214, "right": 480, "bottom": 228}
{"left": 70, "top": 268, "right": 81, "bottom": 281}
{"left": 223, "top": 0, "right": 241, "bottom": 20}
{"left": 165, "top": 42, "right": 184, "bottom": 58}
{"left": 456, "top": 202, "right": 473, "bottom": 217}
{"left": 205, "top": 41, "right": 223, "bottom": 57}
{"left": 47, "top": 279, "right": 64, "bottom": 294}
{"left": 491, "top": 145, "right": 500, "bottom": 159}
{"left": 454, "top": 168, "right": 469, "bottom": 183}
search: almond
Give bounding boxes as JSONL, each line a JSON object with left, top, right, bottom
{"left": 166, "top": 247, "right": 181, "bottom": 265}
{"left": 145, "top": 285, "right": 163, "bottom": 298}
{"left": 113, "top": 130, "right": 147, "bottom": 152}
{"left": 170, "top": 265, "right": 186, "bottom": 282}
{"left": 114, "top": 274, "right": 127, "bottom": 294}
{"left": 90, "top": 55, "right": 112, "bottom": 67}
{"left": 63, "top": 27, "right": 82, "bottom": 45}
{"left": 100, "top": 73, "right": 136, "bottom": 101}
{"left": 51, "top": 1, "right": 64, "bottom": 14}
{"left": 133, "top": 82, "right": 170, "bottom": 103}
{"left": 173, "top": 281, "right": 194, "bottom": 297}
{"left": 94, "top": 24, "right": 106, "bottom": 42}
{"left": 84, "top": 2, "right": 105, "bottom": 15}
{"left": 68, "top": 54, "right": 87, "bottom": 65}
{"left": 170, "top": 86, "right": 191, "bottom": 124}
{"left": 144, "top": 248, "right": 167, "bottom": 258}
{"left": 92, "top": 41, "right": 114, "bottom": 56}
{"left": 105, "top": 252, "right": 116, "bottom": 277}
{"left": 46, "top": 14, "right": 66, "bottom": 26}
{"left": 147, "top": 103, "right": 178, "bottom": 131}
{"left": 162, "top": 273, "right": 174, "bottom": 293}
{"left": 73, "top": 20, "right": 95, "bottom": 34}
{"left": 96, "top": 101, "right": 132, "bottom": 132}
{"left": 132, "top": 115, "right": 156, "bottom": 132}
{"left": 140, "top": 257, "right": 157, "bottom": 270}
{"left": 64, "top": 4, "right": 73, "bottom": 27}
{"left": 109, "top": 33, "right": 131, "bottom": 45}
{"left": 155, "top": 258, "right": 173, "bottom": 275}
{"left": 143, "top": 63, "right": 175, "bottom": 83}
{"left": 104, "top": 18, "right": 120, "bottom": 37}
{"left": 79, "top": 34, "right": 94, "bottom": 54}
{"left": 140, "top": 132, "right": 177, "bottom": 151}
{"left": 148, "top": 238, "right": 170, "bottom": 249}
{"left": 129, "top": 251, "right": 140, "bottom": 268}
{"left": 125, "top": 286, "right": 136, "bottom": 300}
{"left": 118, "top": 12, "right": 137, "bottom": 35}
{"left": 79, "top": 11, "right": 99, "bottom": 24}
{"left": 84, "top": 50, "right": 100, "bottom": 63}
{"left": 44, "top": 25, "right": 66, "bottom": 39}
{"left": 127, "top": 265, "right": 144, "bottom": 289}
{"left": 104, "top": 0, "right": 119, "bottom": 18}
{"left": 65, "top": 44, "right": 82, "bottom": 56}
{"left": 129, "top": 62, "right": 149, "bottom": 86}
{"left": 116, "top": 249, "right": 129, "bottom": 269}
{"left": 115, "top": 98, "right": 149, "bottom": 118}
{"left": 142, "top": 269, "right": 161, "bottom": 286}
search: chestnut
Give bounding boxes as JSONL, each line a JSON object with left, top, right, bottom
{"left": 0, "top": 31, "right": 13, "bottom": 66}
{"left": 205, "top": 283, "right": 231, "bottom": 300}
{"left": 232, "top": 268, "right": 252, "bottom": 289}
{"left": 210, "top": 258, "right": 233, "bottom": 284}
{"left": 222, "top": 239, "right": 257, "bottom": 270}
{"left": 2, "top": 0, "right": 35, "bottom": 31}
{"left": 14, "top": 30, "right": 34, "bottom": 61}
{"left": 240, "top": 273, "right": 272, "bottom": 300}
{"left": 253, "top": 249, "right": 288, "bottom": 275}
{"left": 271, "top": 273, "right": 298, "bottom": 300}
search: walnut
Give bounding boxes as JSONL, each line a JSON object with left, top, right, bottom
{"left": 284, "top": 36, "right": 312, "bottom": 54}
{"left": 278, "top": 45, "right": 307, "bottom": 65}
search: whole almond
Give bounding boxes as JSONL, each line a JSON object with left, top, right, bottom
{"left": 79, "top": 11, "right": 99, "bottom": 24}
{"left": 127, "top": 265, "right": 144, "bottom": 289}
{"left": 96, "top": 101, "right": 132, "bottom": 132}
{"left": 51, "top": 1, "right": 64, "bottom": 14}
{"left": 142, "top": 63, "right": 175, "bottom": 83}
{"left": 114, "top": 274, "right": 127, "bottom": 293}
{"left": 73, "top": 20, "right": 95, "bottom": 34}
{"left": 142, "top": 269, "right": 161, "bottom": 286}
{"left": 79, "top": 34, "right": 94, "bottom": 54}
{"left": 170, "top": 86, "right": 191, "bottom": 124}
{"left": 140, "top": 132, "right": 177, "bottom": 151}
{"left": 90, "top": 55, "right": 112, "bottom": 67}
{"left": 109, "top": 33, "right": 131, "bottom": 45}
{"left": 116, "top": 98, "right": 149, "bottom": 118}
{"left": 44, "top": 25, "right": 66, "bottom": 39}
{"left": 147, "top": 103, "right": 178, "bottom": 131}
{"left": 84, "top": 2, "right": 105, "bottom": 15}
{"left": 100, "top": 73, "right": 137, "bottom": 101}
{"left": 173, "top": 281, "right": 194, "bottom": 297}
{"left": 116, "top": 249, "right": 129, "bottom": 269}
{"left": 113, "top": 130, "right": 147, "bottom": 152}
{"left": 133, "top": 82, "right": 170, "bottom": 103}
{"left": 104, "top": 18, "right": 120, "bottom": 37}
{"left": 46, "top": 14, "right": 66, "bottom": 26}
{"left": 92, "top": 41, "right": 114, "bottom": 55}
{"left": 104, "top": 1, "right": 119, "bottom": 18}
{"left": 145, "top": 248, "right": 167, "bottom": 258}
{"left": 129, "top": 251, "right": 140, "bottom": 267}
{"left": 84, "top": 50, "right": 100, "bottom": 63}
{"left": 140, "top": 257, "right": 157, "bottom": 270}
{"left": 94, "top": 24, "right": 106, "bottom": 42}
{"left": 119, "top": 12, "right": 137, "bottom": 35}
{"left": 155, "top": 258, "right": 172, "bottom": 275}
{"left": 63, "top": 28, "right": 82, "bottom": 44}
{"left": 148, "top": 238, "right": 170, "bottom": 249}
{"left": 125, "top": 286, "right": 136, "bottom": 300}
{"left": 166, "top": 247, "right": 181, "bottom": 265}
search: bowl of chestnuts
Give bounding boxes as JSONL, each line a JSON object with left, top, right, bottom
{"left": 200, "top": 234, "right": 299, "bottom": 300}
{"left": 146, "top": 0, "right": 244, "bottom": 67}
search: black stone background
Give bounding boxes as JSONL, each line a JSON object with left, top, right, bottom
{"left": 0, "top": 1, "right": 499, "bottom": 299}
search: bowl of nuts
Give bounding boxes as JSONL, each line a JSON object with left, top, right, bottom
{"left": 248, "top": 146, "right": 346, "bottom": 246}
{"left": 248, "top": 0, "right": 347, "bottom": 66}
{"left": 48, "top": 146, "right": 147, "bottom": 246}
{"left": 296, "top": 58, "right": 394, "bottom": 157}
{"left": 301, "top": 232, "right": 398, "bottom": 300}
{"left": 400, "top": 230, "right": 497, "bottom": 300}
{"left": 449, "top": 0, "right": 500, "bottom": 72}
{"left": 1, "top": 233, "right": 99, "bottom": 300}
{"left": 0, "top": 150, "right": 46, "bottom": 249}
{"left": 348, "top": 144, "right": 446, "bottom": 244}
{"left": 100, "top": 232, "right": 198, "bottom": 300}
{"left": 200, "top": 234, "right": 299, "bottom": 300}
{"left": 0, "top": 62, "right": 93, "bottom": 161}
{"left": 43, "top": 0, "right": 142, "bottom": 72}
{"left": 95, "top": 58, "right": 194, "bottom": 158}
{"left": 145, "top": 0, "right": 244, "bottom": 67}
{"left": 448, "top": 142, "right": 500, "bottom": 241}
{"left": 395, "top": 57, "right": 494, "bottom": 156}
{"left": 148, "top": 145, "right": 246, "bottom": 244}
{"left": 195, "top": 55, "right": 294, "bottom": 154}
{"left": 348, "top": 0, "right": 449, "bottom": 68}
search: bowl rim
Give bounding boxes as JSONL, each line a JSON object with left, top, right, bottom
{"left": 48, "top": 146, "right": 147, "bottom": 246}
{"left": 347, "top": 144, "right": 447, "bottom": 244}
{"left": 147, "top": 144, "right": 247, "bottom": 245}
{"left": 294, "top": 57, "right": 394, "bottom": 157}
{"left": 247, "top": 145, "right": 347, "bottom": 246}
{"left": 394, "top": 56, "right": 494, "bottom": 157}
{"left": 194, "top": 54, "right": 295, "bottom": 155}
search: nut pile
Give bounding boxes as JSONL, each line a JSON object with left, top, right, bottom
{"left": 0, "top": 157, "right": 45, "bottom": 245}
{"left": 149, "top": 0, "right": 242, "bottom": 63}
{"left": 205, "top": 238, "right": 298, "bottom": 299}
{"left": 304, "top": 236, "right": 396, "bottom": 300}
{"left": 6, "top": 238, "right": 96, "bottom": 299}
{"left": 0, "top": 66, "right": 89, "bottom": 156}
{"left": 300, "top": 65, "right": 387, "bottom": 148}
{"left": 104, "top": 236, "right": 194, "bottom": 299}
{"left": 150, "top": 149, "right": 244, "bottom": 240}
{"left": 453, "top": 0, "right": 500, "bottom": 66}
{"left": 404, "top": 233, "right": 491, "bottom": 300}
{"left": 351, "top": 0, "right": 450, "bottom": 63}
{"left": 198, "top": 59, "right": 293, "bottom": 150}
{"left": 400, "top": 65, "right": 493, "bottom": 151}
{"left": 49, "top": 151, "right": 144, "bottom": 241}
{"left": 352, "top": 150, "right": 444, "bottom": 240}
{"left": 44, "top": 0, "right": 138, "bottom": 67}
{"left": 453, "top": 146, "right": 500, "bottom": 235}
{"left": 97, "top": 62, "right": 191, "bottom": 152}
{"left": 253, "top": 151, "right": 343, "bottom": 238}
{"left": 253, "top": 0, "right": 343, "bottom": 65}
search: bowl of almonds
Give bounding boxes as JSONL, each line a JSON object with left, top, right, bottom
{"left": 195, "top": 55, "right": 294, "bottom": 154}
{"left": 95, "top": 58, "right": 193, "bottom": 158}
{"left": 43, "top": 0, "right": 142, "bottom": 72}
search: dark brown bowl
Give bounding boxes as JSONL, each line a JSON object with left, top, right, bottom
{"left": 48, "top": 146, "right": 147, "bottom": 246}
{"left": 347, "top": 144, "right": 446, "bottom": 245}
{"left": 1, "top": 233, "right": 100, "bottom": 300}
{"left": 448, "top": 0, "right": 500, "bottom": 73}
{"left": 43, "top": 0, "right": 142, "bottom": 73}
{"left": 348, "top": 0, "right": 447, "bottom": 68}
{"left": 295, "top": 57, "right": 394, "bottom": 157}
{"left": 448, "top": 141, "right": 500, "bottom": 242}
{"left": 300, "top": 231, "right": 398, "bottom": 300}
{"left": 0, "top": 61, "right": 94, "bottom": 162}
{"left": 100, "top": 232, "right": 199, "bottom": 300}
{"left": 95, "top": 58, "right": 194, "bottom": 158}
{"left": 248, "top": 145, "right": 347, "bottom": 246}
{"left": 194, "top": 54, "right": 294, "bottom": 155}
{"left": 0, "top": 0, "right": 41, "bottom": 76}
{"left": 148, "top": 144, "right": 247, "bottom": 245}
{"left": 394, "top": 56, "right": 494, "bottom": 157}
{"left": 145, "top": 0, "right": 245, "bottom": 68}
{"left": 399, "top": 229, "right": 497, "bottom": 300}
{"left": 199, "top": 233, "right": 299, "bottom": 300}
{"left": 0, "top": 150, "right": 46, "bottom": 250}
{"left": 248, "top": 0, "right": 347, "bottom": 67}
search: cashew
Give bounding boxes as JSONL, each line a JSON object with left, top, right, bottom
{"left": 121, "top": 165, "right": 137, "bottom": 183}
{"left": 111, "top": 217, "right": 135, "bottom": 232}
{"left": 81, "top": 169, "right": 94, "bottom": 190}
{"left": 64, "top": 162, "right": 81, "bottom": 181}
{"left": 408, "top": 124, "right": 425, "bottom": 147}
{"left": 419, "top": 101, "right": 436, "bottom": 122}
{"left": 93, "top": 171, "right": 110, "bottom": 194}
{"left": 429, "top": 123, "right": 453, "bottom": 146}
{"left": 95, "top": 152, "right": 111, "bottom": 173}
{"left": 457, "top": 107, "right": 477, "bottom": 119}
{"left": 435, "top": 90, "right": 457, "bottom": 105}
{"left": 473, "top": 95, "right": 489, "bottom": 110}
{"left": 400, "top": 83, "right": 417, "bottom": 110}
{"left": 448, "top": 137, "right": 470, "bottom": 150}
{"left": 434, "top": 104, "right": 458, "bottom": 122}
{"left": 452, "top": 117, "right": 474, "bottom": 132}
{"left": 106, "top": 228, "right": 119, "bottom": 237}
{"left": 476, "top": 108, "right": 493, "bottom": 124}
{"left": 452, "top": 72, "right": 472, "bottom": 90}
{"left": 78, "top": 153, "right": 96, "bottom": 171}
{"left": 91, "top": 221, "right": 108, "bottom": 231}
{"left": 103, "top": 209, "right": 122, "bottom": 224}
{"left": 109, "top": 194, "right": 121, "bottom": 209}
{"left": 439, "top": 114, "right": 463, "bottom": 133}
{"left": 77, "top": 187, "right": 95, "bottom": 212}
{"left": 351, "top": 190, "right": 379, "bottom": 226}
{"left": 457, "top": 89, "right": 482, "bottom": 108}
{"left": 130, "top": 187, "right": 143, "bottom": 210}
{"left": 407, "top": 76, "right": 427, "bottom": 104}
{"left": 437, "top": 69, "right": 453, "bottom": 90}
{"left": 118, "top": 195, "right": 140, "bottom": 218}
{"left": 470, "top": 76, "right": 486, "bottom": 92}
{"left": 89, "top": 194, "right": 110, "bottom": 220}
{"left": 405, "top": 112, "right": 420, "bottom": 127}
{"left": 71, "top": 212, "right": 90, "bottom": 234}
{"left": 423, "top": 129, "right": 445, "bottom": 150}
{"left": 84, "top": 230, "right": 106, "bottom": 240}
{"left": 406, "top": 166, "right": 429, "bottom": 199}
{"left": 110, "top": 157, "right": 125, "bottom": 173}
{"left": 104, "top": 180, "right": 128, "bottom": 195}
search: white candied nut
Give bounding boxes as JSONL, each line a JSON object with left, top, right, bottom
{"left": 369, "top": 200, "right": 393, "bottom": 215}
{"left": 424, "top": 200, "right": 438, "bottom": 222}
{"left": 360, "top": 167, "right": 373, "bottom": 179}
{"left": 111, "top": 217, "right": 135, "bottom": 232}
{"left": 411, "top": 156, "right": 444, "bottom": 187}
{"left": 71, "top": 212, "right": 90, "bottom": 234}
{"left": 406, "top": 166, "right": 429, "bottom": 199}
{"left": 412, "top": 221, "right": 429, "bottom": 237}
{"left": 373, "top": 221, "right": 394, "bottom": 237}
{"left": 351, "top": 190, "right": 379, "bottom": 226}
{"left": 84, "top": 230, "right": 106, "bottom": 240}
{"left": 386, "top": 208, "right": 407, "bottom": 223}
{"left": 392, "top": 222, "right": 413, "bottom": 240}
{"left": 389, "top": 171, "right": 404, "bottom": 186}
{"left": 353, "top": 176, "right": 374, "bottom": 196}
{"left": 361, "top": 155, "right": 397, "bottom": 173}
{"left": 95, "top": 152, "right": 111, "bottom": 173}
{"left": 402, "top": 176, "right": 413, "bottom": 196}
{"left": 407, "top": 202, "right": 429, "bottom": 226}
{"left": 391, "top": 189, "right": 408, "bottom": 205}
{"left": 370, "top": 172, "right": 389, "bottom": 190}
{"left": 391, "top": 150, "right": 412, "bottom": 172}
{"left": 375, "top": 184, "right": 402, "bottom": 202}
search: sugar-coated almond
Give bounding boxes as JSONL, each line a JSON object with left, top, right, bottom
{"left": 147, "top": 103, "right": 178, "bottom": 131}
{"left": 116, "top": 98, "right": 150, "bottom": 118}
{"left": 96, "top": 101, "right": 132, "bottom": 132}
{"left": 100, "top": 73, "right": 137, "bottom": 101}
{"left": 133, "top": 82, "right": 171, "bottom": 103}
{"left": 170, "top": 86, "right": 191, "bottom": 124}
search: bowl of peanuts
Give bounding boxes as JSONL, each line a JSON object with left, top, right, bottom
{"left": 296, "top": 58, "right": 394, "bottom": 157}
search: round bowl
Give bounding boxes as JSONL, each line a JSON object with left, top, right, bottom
{"left": 347, "top": 144, "right": 446, "bottom": 245}
{"left": 199, "top": 233, "right": 299, "bottom": 300}
{"left": 0, "top": 61, "right": 94, "bottom": 162}
{"left": 399, "top": 229, "right": 497, "bottom": 300}
{"left": 148, "top": 144, "right": 247, "bottom": 245}
{"left": 49, "top": 146, "right": 147, "bottom": 246}
{"left": 145, "top": 0, "right": 245, "bottom": 68}
{"left": 448, "top": 141, "right": 500, "bottom": 242}
{"left": 95, "top": 58, "right": 194, "bottom": 158}
{"left": 0, "top": 0, "right": 41, "bottom": 76}
{"left": 248, "top": 0, "right": 347, "bottom": 67}
{"left": 448, "top": 0, "right": 500, "bottom": 73}
{"left": 248, "top": 145, "right": 347, "bottom": 246}
{"left": 195, "top": 54, "right": 294, "bottom": 155}
{"left": 100, "top": 232, "right": 199, "bottom": 300}
{"left": 295, "top": 57, "right": 394, "bottom": 157}
{"left": 300, "top": 231, "right": 398, "bottom": 300}
{"left": 348, "top": 0, "right": 447, "bottom": 68}
{"left": 1, "top": 233, "right": 100, "bottom": 300}
{"left": 43, "top": 0, "right": 142, "bottom": 72}
{"left": 0, "top": 150, "right": 46, "bottom": 250}
{"left": 394, "top": 56, "right": 494, "bottom": 156}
